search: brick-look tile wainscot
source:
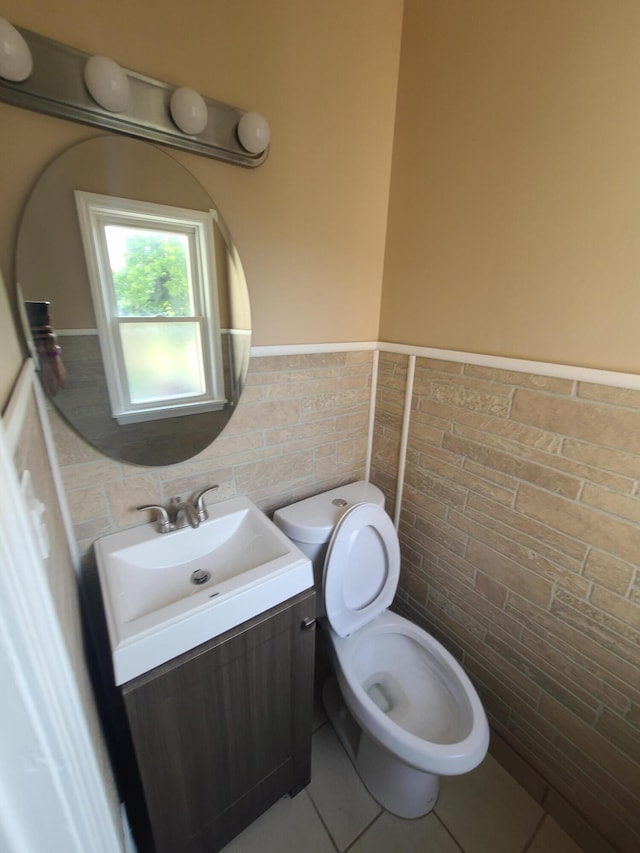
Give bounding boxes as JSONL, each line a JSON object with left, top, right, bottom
{"left": 371, "top": 353, "right": 640, "bottom": 853}
{"left": 55, "top": 351, "right": 372, "bottom": 557}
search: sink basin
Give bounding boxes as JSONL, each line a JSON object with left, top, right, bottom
{"left": 96, "top": 495, "right": 313, "bottom": 685}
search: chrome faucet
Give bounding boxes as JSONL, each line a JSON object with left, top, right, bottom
{"left": 137, "top": 485, "right": 219, "bottom": 533}
{"left": 136, "top": 503, "right": 174, "bottom": 534}
{"left": 171, "top": 496, "right": 200, "bottom": 529}
{"left": 194, "top": 484, "right": 219, "bottom": 522}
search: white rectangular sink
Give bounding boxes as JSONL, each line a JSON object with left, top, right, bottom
{"left": 96, "top": 495, "right": 313, "bottom": 685}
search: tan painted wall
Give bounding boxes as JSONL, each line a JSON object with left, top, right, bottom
{"left": 0, "top": 0, "right": 403, "bottom": 348}
{"left": 381, "top": 0, "right": 640, "bottom": 374}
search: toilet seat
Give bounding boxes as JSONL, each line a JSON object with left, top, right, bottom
{"left": 323, "top": 502, "right": 400, "bottom": 637}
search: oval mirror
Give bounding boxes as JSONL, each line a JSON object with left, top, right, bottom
{"left": 16, "top": 135, "right": 251, "bottom": 467}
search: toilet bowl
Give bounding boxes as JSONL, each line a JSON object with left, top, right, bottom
{"left": 273, "top": 481, "right": 489, "bottom": 818}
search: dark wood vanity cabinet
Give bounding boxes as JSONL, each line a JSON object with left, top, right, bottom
{"left": 122, "top": 589, "right": 316, "bottom": 853}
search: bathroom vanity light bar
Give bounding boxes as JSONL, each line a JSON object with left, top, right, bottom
{"left": 0, "top": 19, "right": 270, "bottom": 167}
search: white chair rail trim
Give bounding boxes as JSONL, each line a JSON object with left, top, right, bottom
{"left": 250, "top": 340, "right": 640, "bottom": 391}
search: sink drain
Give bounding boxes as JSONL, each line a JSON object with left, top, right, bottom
{"left": 191, "top": 569, "right": 211, "bottom": 585}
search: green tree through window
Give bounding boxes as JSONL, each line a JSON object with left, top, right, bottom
{"left": 112, "top": 232, "right": 191, "bottom": 318}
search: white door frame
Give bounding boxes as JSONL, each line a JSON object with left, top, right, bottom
{"left": 0, "top": 360, "right": 123, "bottom": 852}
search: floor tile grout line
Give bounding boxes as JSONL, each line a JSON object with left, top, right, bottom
{"left": 432, "top": 811, "right": 465, "bottom": 851}
{"left": 303, "top": 785, "right": 342, "bottom": 853}
{"left": 312, "top": 715, "right": 329, "bottom": 736}
{"left": 306, "top": 719, "right": 340, "bottom": 851}
{"left": 521, "top": 812, "right": 547, "bottom": 853}
{"left": 307, "top": 717, "right": 384, "bottom": 853}
{"left": 341, "top": 808, "right": 385, "bottom": 853}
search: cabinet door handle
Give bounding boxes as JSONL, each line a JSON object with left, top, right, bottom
{"left": 301, "top": 617, "right": 316, "bottom": 631}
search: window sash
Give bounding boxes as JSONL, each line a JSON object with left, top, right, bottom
{"left": 75, "top": 192, "right": 226, "bottom": 424}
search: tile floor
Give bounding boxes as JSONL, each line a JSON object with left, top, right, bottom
{"left": 222, "top": 705, "right": 583, "bottom": 853}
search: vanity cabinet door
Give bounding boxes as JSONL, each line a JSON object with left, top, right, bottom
{"left": 122, "top": 589, "right": 315, "bottom": 853}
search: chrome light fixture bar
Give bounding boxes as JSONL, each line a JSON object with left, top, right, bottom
{"left": 0, "top": 21, "right": 269, "bottom": 168}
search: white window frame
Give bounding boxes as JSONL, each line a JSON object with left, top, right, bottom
{"left": 75, "top": 191, "right": 226, "bottom": 425}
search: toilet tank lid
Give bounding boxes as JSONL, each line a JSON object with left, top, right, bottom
{"left": 273, "top": 481, "right": 385, "bottom": 544}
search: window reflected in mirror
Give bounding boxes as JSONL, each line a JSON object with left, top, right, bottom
{"left": 75, "top": 192, "right": 226, "bottom": 425}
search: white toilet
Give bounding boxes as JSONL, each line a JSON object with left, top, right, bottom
{"left": 273, "top": 481, "right": 489, "bottom": 818}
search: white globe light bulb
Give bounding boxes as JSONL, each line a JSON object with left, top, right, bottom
{"left": 170, "top": 87, "right": 208, "bottom": 135}
{"left": 237, "top": 112, "right": 271, "bottom": 155}
{"left": 0, "top": 17, "right": 33, "bottom": 82}
{"left": 84, "top": 55, "right": 130, "bottom": 112}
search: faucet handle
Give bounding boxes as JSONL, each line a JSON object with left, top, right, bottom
{"left": 137, "top": 504, "right": 174, "bottom": 534}
{"left": 194, "top": 485, "right": 219, "bottom": 522}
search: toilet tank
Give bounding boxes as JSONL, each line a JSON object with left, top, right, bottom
{"left": 273, "top": 481, "right": 385, "bottom": 598}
